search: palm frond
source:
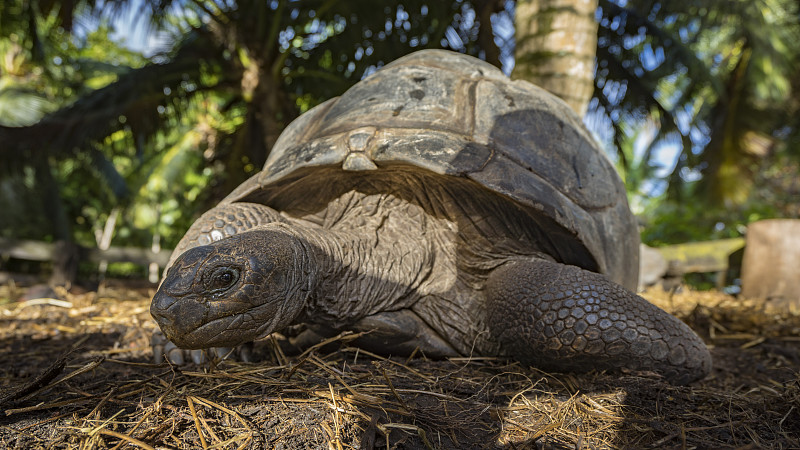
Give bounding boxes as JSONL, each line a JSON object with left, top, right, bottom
{"left": 0, "top": 85, "right": 57, "bottom": 126}
{"left": 0, "top": 27, "right": 236, "bottom": 173}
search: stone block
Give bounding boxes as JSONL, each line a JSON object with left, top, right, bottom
{"left": 741, "top": 219, "right": 800, "bottom": 302}
{"left": 638, "top": 244, "right": 668, "bottom": 291}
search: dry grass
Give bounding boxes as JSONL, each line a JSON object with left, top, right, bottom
{"left": 0, "top": 282, "right": 799, "bottom": 449}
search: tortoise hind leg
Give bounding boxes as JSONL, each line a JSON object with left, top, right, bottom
{"left": 484, "top": 259, "right": 711, "bottom": 385}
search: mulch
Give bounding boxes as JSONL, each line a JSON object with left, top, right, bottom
{"left": 0, "top": 282, "right": 798, "bottom": 449}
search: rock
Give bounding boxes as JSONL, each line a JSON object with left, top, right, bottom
{"left": 740, "top": 219, "right": 800, "bottom": 305}
{"left": 638, "top": 244, "right": 668, "bottom": 291}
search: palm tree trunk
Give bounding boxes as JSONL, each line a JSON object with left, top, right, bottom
{"left": 475, "top": 0, "right": 504, "bottom": 68}
{"left": 513, "top": 0, "right": 598, "bottom": 117}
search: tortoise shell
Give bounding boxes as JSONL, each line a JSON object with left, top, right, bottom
{"left": 221, "top": 50, "right": 639, "bottom": 290}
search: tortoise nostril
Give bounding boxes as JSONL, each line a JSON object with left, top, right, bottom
{"left": 153, "top": 311, "right": 173, "bottom": 327}
{"left": 150, "top": 293, "right": 178, "bottom": 326}
{"left": 150, "top": 307, "right": 171, "bottom": 326}
{"left": 153, "top": 291, "right": 177, "bottom": 309}
{"left": 150, "top": 292, "right": 208, "bottom": 340}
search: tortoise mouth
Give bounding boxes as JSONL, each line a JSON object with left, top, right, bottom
{"left": 151, "top": 290, "right": 280, "bottom": 349}
{"left": 150, "top": 292, "right": 251, "bottom": 349}
{"left": 174, "top": 315, "right": 255, "bottom": 349}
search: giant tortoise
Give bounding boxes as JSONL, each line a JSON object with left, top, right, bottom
{"left": 150, "top": 50, "right": 711, "bottom": 384}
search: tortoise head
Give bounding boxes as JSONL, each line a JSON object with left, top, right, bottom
{"left": 150, "top": 228, "right": 308, "bottom": 349}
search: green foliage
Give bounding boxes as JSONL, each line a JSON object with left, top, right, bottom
{"left": 0, "top": 15, "right": 156, "bottom": 242}
{"left": 0, "top": 0, "right": 515, "bottom": 256}
{"left": 611, "top": 122, "right": 665, "bottom": 214}
{"left": 1, "top": 0, "right": 798, "bottom": 271}
{"left": 594, "top": 0, "right": 800, "bottom": 207}
{"left": 640, "top": 191, "right": 780, "bottom": 247}
{"left": 634, "top": 119, "right": 799, "bottom": 248}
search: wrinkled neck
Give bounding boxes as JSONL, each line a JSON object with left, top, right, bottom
{"left": 269, "top": 220, "right": 433, "bottom": 328}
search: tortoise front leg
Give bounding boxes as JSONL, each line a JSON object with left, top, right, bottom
{"left": 484, "top": 259, "right": 711, "bottom": 384}
{"left": 152, "top": 202, "right": 286, "bottom": 365}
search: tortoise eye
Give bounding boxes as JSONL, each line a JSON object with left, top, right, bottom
{"left": 207, "top": 267, "right": 240, "bottom": 293}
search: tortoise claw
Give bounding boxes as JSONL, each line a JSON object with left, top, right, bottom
{"left": 190, "top": 349, "right": 206, "bottom": 364}
{"left": 151, "top": 330, "right": 254, "bottom": 365}
{"left": 166, "top": 342, "right": 186, "bottom": 365}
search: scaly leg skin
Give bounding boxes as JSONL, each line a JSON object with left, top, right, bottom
{"left": 485, "top": 259, "right": 712, "bottom": 385}
{"left": 152, "top": 202, "right": 286, "bottom": 365}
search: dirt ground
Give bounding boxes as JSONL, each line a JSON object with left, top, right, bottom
{"left": 0, "top": 280, "right": 798, "bottom": 449}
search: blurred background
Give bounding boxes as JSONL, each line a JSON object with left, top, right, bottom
{"left": 0, "top": 0, "right": 798, "bottom": 292}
